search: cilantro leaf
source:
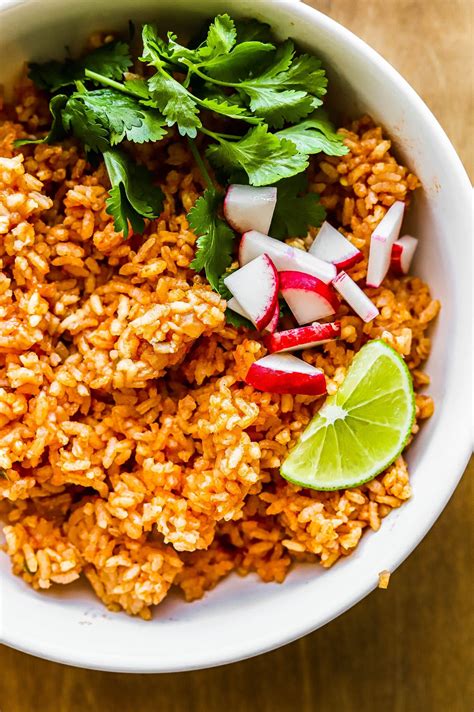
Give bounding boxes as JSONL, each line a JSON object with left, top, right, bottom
{"left": 166, "top": 32, "right": 201, "bottom": 63}
{"left": 202, "top": 13, "right": 237, "bottom": 57}
{"left": 217, "top": 272, "right": 234, "bottom": 300}
{"left": 81, "top": 41, "right": 132, "bottom": 82}
{"left": 270, "top": 174, "right": 326, "bottom": 239}
{"left": 68, "top": 89, "right": 167, "bottom": 145}
{"left": 232, "top": 41, "right": 322, "bottom": 127}
{"left": 147, "top": 72, "right": 201, "bottom": 137}
{"left": 283, "top": 54, "right": 328, "bottom": 98}
{"left": 167, "top": 17, "right": 274, "bottom": 83}
{"left": 189, "top": 83, "right": 260, "bottom": 123}
{"left": 103, "top": 149, "right": 164, "bottom": 237}
{"left": 124, "top": 78, "right": 151, "bottom": 99}
{"left": 168, "top": 14, "right": 237, "bottom": 64}
{"left": 28, "top": 41, "right": 132, "bottom": 92}
{"left": 62, "top": 97, "right": 110, "bottom": 152}
{"left": 225, "top": 309, "right": 253, "bottom": 328}
{"left": 198, "top": 41, "right": 275, "bottom": 82}
{"left": 188, "top": 188, "right": 235, "bottom": 290}
{"left": 206, "top": 125, "right": 308, "bottom": 186}
{"left": 141, "top": 25, "right": 201, "bottom": 137}
{"left": 28, "top": 59, "right": 78, "bottom": 93}
{"left": 263, "top": 39, "right": 296, "bottom": 75}
{"left": 230, "top": 43, "right": 324, "bottom": 99}
{"left": 241, "top": 86, "right": 315, "bottom": 128}
{"left": 235, "top": 18, "right": 273, "bottom": 43}
{"left": 14, "top": 94, "right": 68, "bottom": 147}
{"left": 234, "top": 38, "right": 294, "bottom": 82}
{"left": 198, "top": 96, "right": 258, "bottom": 122}
{"left": 275, "top": 112, "right": 349, "bottom": 156}
{"left": 123, "top": 110, "right": 168, "bottom": 143}
{"left": 106, "top": 184, "right": 145, "bottom": 235}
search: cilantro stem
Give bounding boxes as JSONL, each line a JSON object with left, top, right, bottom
{"left": 183, "top": 69, "right": 192, "bottom": 90}
{"left": 187, "top": 139, "right": 214, "bottom": 190}
{"left": 188, "top": 65, "right": 239, "bottom": 88}
{"left": 199, "top": 127, "right": 226, "bottom": 142}
{"left": 199, "top": 127, "right": 241, "bottom": 141}
{"left": 84, "top": 69, "right": 143, "bottom": 97}
{"left": 220, "top": 132, "right": 242, "bottom": 139}
{"left": 75, "top": 80, "right": 87, "bottom": 94}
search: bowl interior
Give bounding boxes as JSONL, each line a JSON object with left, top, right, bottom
{"left": 0, "top": 0, "right": 471, "bottom": 672}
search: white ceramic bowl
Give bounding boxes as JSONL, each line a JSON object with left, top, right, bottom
{"left": 0, "top": 0, "right": 472, "bottom": 673}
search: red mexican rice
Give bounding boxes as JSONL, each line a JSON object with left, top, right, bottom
{"left": 0, "top": 76, "right": 439, "bottom": 619}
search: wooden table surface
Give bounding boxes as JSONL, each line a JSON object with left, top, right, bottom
{"left": 1, "top": 2, "right": 472, "bottom": 710}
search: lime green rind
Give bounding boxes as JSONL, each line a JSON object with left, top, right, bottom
{"left": 280, "top": 340, "right": 416, "bottom": 491}
{"left": 281, "top": 430, "right": 412, "bottom": 491}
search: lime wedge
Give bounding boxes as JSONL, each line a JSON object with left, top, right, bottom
{"left": 281, "top": 340, "right": 415, "bottom": 490}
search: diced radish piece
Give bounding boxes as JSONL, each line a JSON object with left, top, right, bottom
{"left": 265, "top": 321, "right": 341, "bottom": 353}
{"left": 245, "top": 353, "right": 327, "bottom": 396}
{"left": 263, "top": 303, "right": 280, "bottom": 334}
{"left": 390, "top": 235, "right": 418, "bottom": 275}
{"left": 224, "top": 185, "right": 277, "bottom": 235}
{"left": 227, "top": 297, "right": 251, "bottom": 320}
{"left": 239, "top": 230, "right": 336, "bottom": 284}
{"left": 333, "top": 271, "right": 379, "bottom": 323}
{"left": 366, "top": 201, "right": 405, "bottom": 287}
{"left": 224, "top": 254, "right": 278, "bottom": 330}
{"left": 309, "top": 221, "right": 363, "bottom": 271}
{"left": 280, "top": 271, "right": 340, "bottom": 325}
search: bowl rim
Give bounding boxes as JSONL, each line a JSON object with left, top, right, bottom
{"left": 0, "top": 0, "right": 472, "bottom": 673}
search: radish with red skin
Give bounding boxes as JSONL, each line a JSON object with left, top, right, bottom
{"left": 245, "top": 353, "right": 327, "bottom": 396}
{"left": 223, "top": 254, "right": 279, "bottom": 330}
{"left": 279, "top": 270, "right": 340, "bottom": 325}
{"left": 265, "top": 321, "right": 341, "bottom": 353}
{"left": 263, "top": 303, "right": 280, "bottom": 334}
{"left": 239, "top": 230, "right": 336, "bottom": 284}
{"left": 390, "top": 235, "right": 418, "bottom": 275}
{"left": 309, "top": 221, "right": 363, "bottom": 271}
{"left": 366, "top": 201, "right": 405, "bottom": 287}
{"left": 333, "top": 271, "right": 379, "bottom": 322}
{"left": 224, "top": 185, "right": 277, "bottom": 235}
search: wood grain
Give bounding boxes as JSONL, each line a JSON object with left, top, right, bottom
{"left": 0, "top": 2, "right": 472, "bottom": 710}
{"left": 314, "top": 0, "right": 474, "bottom": 180}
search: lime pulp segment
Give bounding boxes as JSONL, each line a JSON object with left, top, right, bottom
{"left": 280, "top": 340, "right": 415, "bottom": 490}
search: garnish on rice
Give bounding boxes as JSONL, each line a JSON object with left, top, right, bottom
{"left": 18, "top": 14, "right": 347, "bottom": 282}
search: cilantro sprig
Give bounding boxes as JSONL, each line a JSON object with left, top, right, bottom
{"left": 16, "top": 82, "right": 167, "bottom": 235}
{"left": 20, "top": 14, "right": 348, "bottom": 287}
{"left": 186, "top": 140, "right": 234, "bottom": 290}
{"left": 188, "top": 187, "right": 234, "bottom": 290}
